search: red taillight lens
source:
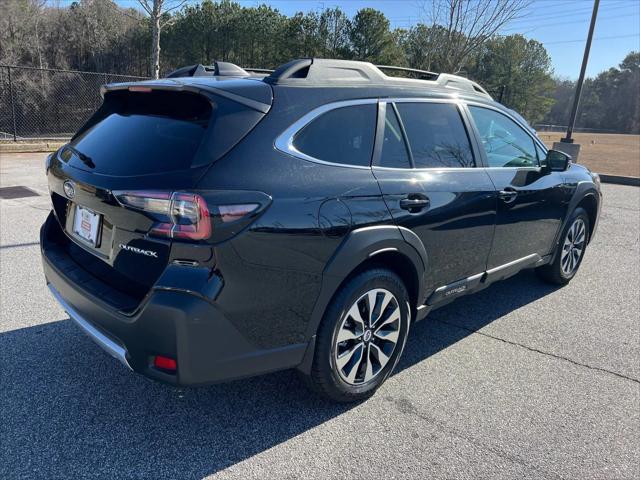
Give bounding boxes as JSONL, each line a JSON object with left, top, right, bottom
{"left": 115, "top": 191, "right": 211, "bottom": 241}
{"left": 157, "top": 193, "right": 212, "bottom": 240}
{"left": 153, "top": 355, "right": 177, "bottom": 372}
{"left": 115, "top": 191, "right": 171, "bottom": 213}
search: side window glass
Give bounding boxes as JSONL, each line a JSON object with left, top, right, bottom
{"left": 293, "top": 104, "right": 376, "bottom": 167}
{"left": 395, "top": 103, "right": 475, "bottom": 168}
{"left": 375, "top": 105, "right": 411, "bottom": 168}
{"left": 468, "top": 106, "right": 539, "bottom": 168}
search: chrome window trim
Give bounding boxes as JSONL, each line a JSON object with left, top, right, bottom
{"left": 274, "top": 98, "right": 379, "bottom": 170}
{"left": 372, "top": 165, "right": 541, "bottom": 173}
{"left": 274, "top": 95, "right": 546, "bottom": 171}
{"left": 384, "top": 96, "right": 463, "bottom": 105}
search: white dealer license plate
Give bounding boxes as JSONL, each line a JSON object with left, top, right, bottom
{"left": 72, "top": 205, "right": 101, "bottom": 246}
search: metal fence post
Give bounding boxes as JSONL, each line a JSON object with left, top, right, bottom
{"left": 7, "top": 66, "right": 18, "bottom": 141}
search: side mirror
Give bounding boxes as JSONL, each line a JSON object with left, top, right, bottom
{"left": 545, "top": 149, "right": 571, "bottom": 172}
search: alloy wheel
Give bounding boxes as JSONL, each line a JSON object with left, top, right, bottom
{"left": 561, "top": 218, "right": 586, "bottom": 276}
{"left": 333, "top": 288, "right": 401, "bottom": 385}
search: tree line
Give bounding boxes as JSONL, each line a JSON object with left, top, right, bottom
{"left": 0, "top": 0, "right": 638, "bottom": 133}
{"left": 544, "top": 52, "right": 639, "bottom": 134}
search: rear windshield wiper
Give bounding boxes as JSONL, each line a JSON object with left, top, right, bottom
{"left": 64, "top": 145, "right": 95, "bottom": 169}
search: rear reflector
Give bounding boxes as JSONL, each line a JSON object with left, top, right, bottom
{"left": 153, "top": 355, "right": 177, "bottom": 372}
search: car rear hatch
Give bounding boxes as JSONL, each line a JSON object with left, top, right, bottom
{"left": 45, "top": 77, "right": 272, "bottom": 310}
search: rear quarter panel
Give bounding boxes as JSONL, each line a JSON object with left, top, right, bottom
{"left": 196, "top": 87, "right": 392, "bottom": 349}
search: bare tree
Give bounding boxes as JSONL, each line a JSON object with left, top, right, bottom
{"left": 137, "top": 0, "right": 186, "bottom": 78}
{"left": 420, "top": 0, "right": 531, "bottom": 73}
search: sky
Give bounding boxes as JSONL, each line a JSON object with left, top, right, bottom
{"left": 100, "top": 0, "right": 640, "bottom": 78}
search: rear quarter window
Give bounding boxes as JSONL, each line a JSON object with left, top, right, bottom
{"left": 292, "top": 104, "right": 376, "bottom": 167}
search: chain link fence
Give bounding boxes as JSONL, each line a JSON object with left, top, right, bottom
{"left": 0, "top": 65, "right": 148, "bottom": 141}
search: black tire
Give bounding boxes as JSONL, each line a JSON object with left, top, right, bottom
{"left": 306, "top": 268, "right": 411, "bottom": 403}
{"left": 536, "top": 207, "right": 590, "bottom": 285}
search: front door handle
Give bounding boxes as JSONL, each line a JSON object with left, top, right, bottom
{"left": 498, "top": 188, "right": 518, "bottom": 204}
{"left": 400, "top": 194, "right": 430, "bottom": 213}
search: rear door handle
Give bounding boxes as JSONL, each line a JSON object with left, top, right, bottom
{"left": 498, "top": 188, "right": 518, "bottom": 204}
{"left": 399, "top": 194, "right": 430, "bottom": 212}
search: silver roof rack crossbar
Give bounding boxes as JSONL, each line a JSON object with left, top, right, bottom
{"left": 375, "top": 65, "right": 438, "bottom": 80}
{"left": 243, "top": 67, "right": 275, "bottom": 74}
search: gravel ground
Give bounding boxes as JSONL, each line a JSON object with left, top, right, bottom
{"left": 1, "top": 153, "right": 638, "bottom": 479}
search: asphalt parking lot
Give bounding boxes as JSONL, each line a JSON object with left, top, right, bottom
{"left": 1, "top": 152, "right": 638, "bottom": 479}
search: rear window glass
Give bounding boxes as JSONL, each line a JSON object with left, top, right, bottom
{"left": 293, "top": 104, "right": 376, "bottom": 167}
{"left": 396, "top": 103, "right": 475, "bottom": 169}
{"left": 67, "top": 90, "right": 212, "bottom": 175}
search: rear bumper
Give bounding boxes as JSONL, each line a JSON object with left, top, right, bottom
{"left": 41, "top": 214, "right": 307, "bottom": 386}
{"left": 48, "top": 283, "right": 132, "bottom": 371}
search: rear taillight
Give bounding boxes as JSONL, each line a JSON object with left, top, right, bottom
{"left": 114, "top": 191, "right": 211, "bottom": 240}
{"left": 114, "top": 191, "right": 261, "bottom": 241}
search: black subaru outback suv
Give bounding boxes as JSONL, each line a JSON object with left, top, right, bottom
{"left": 41, "top": 58, "right": 601, "bottom": 402}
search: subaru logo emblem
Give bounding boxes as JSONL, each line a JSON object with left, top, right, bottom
{"left": 363, "top": 330, "right": 372, "bottom": 342}
{"left": 63, "top": 180, "right": 76, "bottom": 199}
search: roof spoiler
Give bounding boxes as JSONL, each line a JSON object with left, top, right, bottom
{"left": 101, "top": 80, "right": 272, "bottom": 113}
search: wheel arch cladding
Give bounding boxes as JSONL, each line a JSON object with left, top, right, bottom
{"left": 297, "top": 226, "right": 426, "bottom": 375}
{"left": 353, "top": 251, "right": 420, "bottom": 315}
{"left": 576, "top": 193, "right": 598, "bottom": 243}
{"left": 305, "top": 225, "right": 427, "bottom": 340}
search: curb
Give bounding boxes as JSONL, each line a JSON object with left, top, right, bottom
{"left": 598, "top": 174, "right": 640, "bottom": 187}
{"left": 0, "top": 142, "right": 67, "bottom": 154}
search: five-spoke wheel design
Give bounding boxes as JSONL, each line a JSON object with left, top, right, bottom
{"left": 561, "top": 217, "right": 586, "bottom": 276}
{"left": 333, "top": 288, "right": 401, "bottom": 385}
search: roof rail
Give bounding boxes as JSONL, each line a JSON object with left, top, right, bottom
{"left": 165, "top": 61, "right": 251, "bottom": 78}
{"left": 265, "top": 58, "right": 388, "bottom": 85}
{"left": 264, "top": 58, "right": 492, "bottom": 98}
{"left": 435, "top": 73, "right": 491, "bottom": 97}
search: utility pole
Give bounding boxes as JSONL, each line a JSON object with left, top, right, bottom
{"left": 559, "top": 0, "right": 600, "bottom": 152}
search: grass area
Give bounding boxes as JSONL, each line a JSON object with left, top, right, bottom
{"left": 538, "top": 132, "right": 640, "bottom": 177}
